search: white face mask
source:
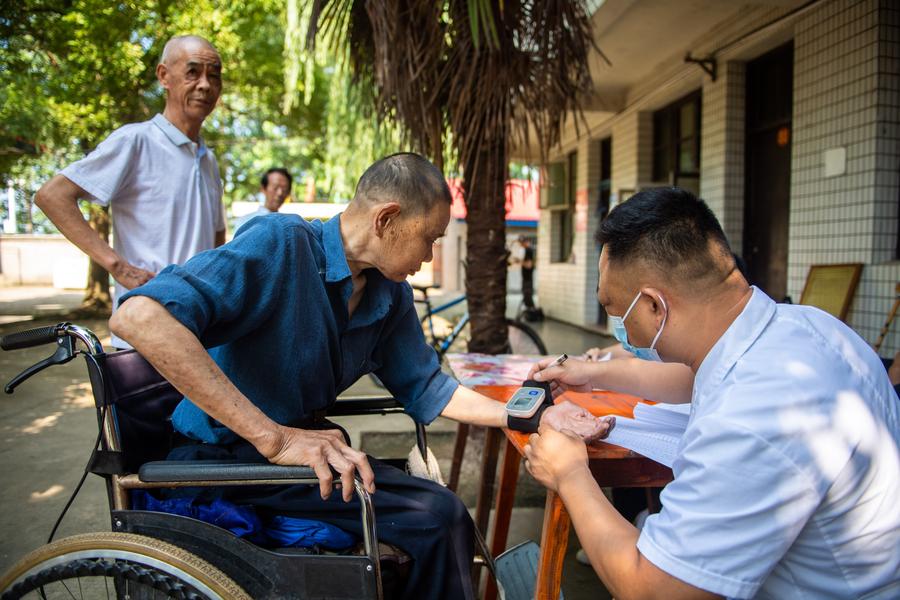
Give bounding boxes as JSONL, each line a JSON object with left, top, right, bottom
{"left": 607, "top": 291, "right": 668, "bottom": 362}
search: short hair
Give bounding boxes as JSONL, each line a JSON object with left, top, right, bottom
{"left": 596, "top": 187, "right": 733, "bottom": 282}
{"left": 160, "top": 35, "right": 217, "bottom": 66}
{"left": 261, "top": 168, "right": 292, "bottom": 189}
{"left": 352, "top": 153, "right": 452, "bottom": 215}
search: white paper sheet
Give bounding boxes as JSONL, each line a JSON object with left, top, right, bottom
{"left": 603, "top": 403, "right": 690, "bottom": 468}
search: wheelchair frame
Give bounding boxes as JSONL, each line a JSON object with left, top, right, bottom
{"left": 0, "top": 322, "right": 497, "bottom": 599}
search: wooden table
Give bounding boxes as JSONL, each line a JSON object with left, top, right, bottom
{"left": 473, "top": 385, "right": 674, "bottom": 600}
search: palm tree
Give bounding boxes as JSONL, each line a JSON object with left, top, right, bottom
{"left": 305, "top": 0, "right": 596, "bottom": 353}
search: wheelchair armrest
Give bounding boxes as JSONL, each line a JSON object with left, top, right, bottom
{"left": 138, "top": 460, "right": 318, "bottom": 483}
{"left": 330, "top": 395, "right": 404, "bottom": 416}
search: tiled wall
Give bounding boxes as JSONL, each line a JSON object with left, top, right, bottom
{"left": 612, "top": 112, "right": 654, "bottom": 195}
{"left": 538, "top": 0, "right": 900, "bottom": 353}
{"left": 790, "top": 0, "right": 900, "bottom": 355}
{"left": 700, "top": 61, "right": 746, "bottom": 251}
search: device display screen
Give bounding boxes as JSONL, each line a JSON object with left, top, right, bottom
{"left": 506, "top": 387, "right": 545, "bottom": 418}
{"left": 512, "top": 391, "right": 540, "bottom": 407}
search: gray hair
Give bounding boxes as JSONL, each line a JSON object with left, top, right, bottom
{"left": 352, "top": 153, "right": 451, "bottom": 216}
{"left": 160, "top": 35, "right": 218, "bottom": 66}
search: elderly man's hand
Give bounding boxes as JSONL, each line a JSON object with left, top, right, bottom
{"left": 540, "top": 401, "right": 615, "bottom": 443}
{"left": 262, "top": 426, "right": 376, "bottom": 502}
{"left": 524, "top": 426, "right": 589, "bottom": 493}
{"left": 111, "top": 260, "right": 156, "bottom": 291}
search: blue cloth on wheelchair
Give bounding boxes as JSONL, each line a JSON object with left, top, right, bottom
{"left": 132, "top": 490, "right": 266, "bottom": 543}
{"left": 265, "top": 514, "right": 357, "bottom": 550}
{"left": 131, "top": 490, "right": 356, "bottom": 550}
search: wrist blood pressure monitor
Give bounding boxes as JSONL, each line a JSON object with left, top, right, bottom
{"left": 505, "top": 387, "right": 546, "bottom": 418}
{"left": 506, "top": 379, "right": 553, "bottom": 433}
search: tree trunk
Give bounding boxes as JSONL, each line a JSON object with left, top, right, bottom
{"left": 79, "top": 203, "right": 112, "bottom": 315}
{"left": 463, "top": 138, "right": 508, "bottom": 354}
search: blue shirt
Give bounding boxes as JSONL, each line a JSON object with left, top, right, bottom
{"left": 637, "top": 287, "right": 900, "bottom": 599}
{"left": 122, "top": 213, "right": 459, "bottom": 444}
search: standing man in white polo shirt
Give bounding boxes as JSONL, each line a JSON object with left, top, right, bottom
{"left": 525, "top": 187, "right": 900, "bottom": 599}
{"left": 35, "top": 35, "right": 226, "bottom": 348}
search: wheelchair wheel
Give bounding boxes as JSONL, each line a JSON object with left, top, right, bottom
{"left": 0, "top": 532, "right": 251, "bottom": 600}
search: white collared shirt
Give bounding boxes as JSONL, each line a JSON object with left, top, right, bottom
{"left": 637, "top": 287, "right": 900, "bottom": 599}
{"left": 61, "top": 114, "right": 225, "bottom": 346}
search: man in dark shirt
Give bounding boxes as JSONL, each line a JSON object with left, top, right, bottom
{"left": 112, "top": 153, "right": 612, "bottom": 600}
{"left": 520, "top": 236, "right": 536, "bottom": 309}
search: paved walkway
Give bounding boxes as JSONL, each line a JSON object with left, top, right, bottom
{"left": 0, "top": 285, "right": 614, "bottom": 598}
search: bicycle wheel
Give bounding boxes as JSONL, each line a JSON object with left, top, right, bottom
{"left": 505, "top": 320, "right": 547, "bottom": 355}
{"left": 0, "top": 532, "right": 251, "bottom": 600}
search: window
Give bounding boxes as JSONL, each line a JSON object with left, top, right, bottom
{"left": 549, "top": 151, "right": 577, "bottom": 263}
{"left": 653, "top": 91, "right": 701, "bottom": 194}
{"left": 545, "top": 162, "right": 567, "bottom": 207}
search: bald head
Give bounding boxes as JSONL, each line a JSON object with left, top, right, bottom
{"left": 156, "top": 34, "right": 222, "bottom": 139}
{"left": 160, "top": 35, "right": 219, "bottom": 66}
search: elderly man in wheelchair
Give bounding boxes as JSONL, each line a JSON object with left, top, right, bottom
{"left": 1, "top": 153, "right": 612, "bottom": 600}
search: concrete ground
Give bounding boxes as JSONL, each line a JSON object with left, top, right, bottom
{"left": 0, "top": 285, "right": 614, "bottom": 599}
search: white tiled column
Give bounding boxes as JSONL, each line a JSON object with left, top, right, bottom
{"left": 700, "top": 61, "right": 746, "bottom": 251}
{"left": 537, "top": 138, "right": 603, "bottom": 326}
{"left": 612, "top": 112, "right": 653, "bottom": 197}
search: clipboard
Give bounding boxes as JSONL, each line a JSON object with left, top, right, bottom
{"left": 798, "top": 263, "right": 863, "bottom": 322}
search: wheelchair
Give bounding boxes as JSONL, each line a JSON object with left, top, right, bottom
{"left": 0, "top": 322, "right": 516, "bottom": 600}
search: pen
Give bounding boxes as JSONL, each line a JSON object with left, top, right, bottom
{"left": 552, "top": 353, "right": 568, "bottom": 367}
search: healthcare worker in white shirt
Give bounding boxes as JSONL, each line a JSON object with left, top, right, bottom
{"left": 525, "top": 186, "right": 900, "bottom": 600}
{"left": 35, "top": 34, "right": 226, "bottom": 348}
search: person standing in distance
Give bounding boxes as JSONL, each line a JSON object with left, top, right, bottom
{"left": 35, "top": 34, "right": 227, "bottom": 348}
{"left": 234, "top": 168, "right": 292, "bottom": 234}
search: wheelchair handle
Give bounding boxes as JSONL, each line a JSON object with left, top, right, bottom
{"left": 3, "top": 323, "right": 104, "bottom": 394}
{"left": 0, "top": 324, "right": 60, "bottom": 351}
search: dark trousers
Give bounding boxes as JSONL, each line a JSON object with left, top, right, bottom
{"left": 167, "top": 441, "right": 475, "bottom": 600}
{"left": 522, "top": 269, "right": 535, "bottom": 308}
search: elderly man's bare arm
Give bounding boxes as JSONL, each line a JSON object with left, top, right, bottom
{"left": 440, "top": 383, "right": 615, "bottom": 442}
{"left": 110, "top": 295, "right": 376, "bottom": 501}
{"left": 35, "top": 175, "right": 155, "bottom": 290}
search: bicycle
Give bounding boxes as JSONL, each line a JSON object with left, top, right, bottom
{"left": 411, "top": 285, "right": 548, "bottom": 493}
{"left": 413, "top": 285, "right": 547, "bottom": 359}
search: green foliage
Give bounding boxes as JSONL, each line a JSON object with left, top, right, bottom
{"left": 0, "top": 0, "right": 386, "bottom": 223}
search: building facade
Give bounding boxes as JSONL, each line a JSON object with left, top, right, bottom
{"left": 533, "top": 0, "right": 900, "bottom": 356}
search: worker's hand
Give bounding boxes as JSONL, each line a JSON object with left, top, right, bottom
{"left": 528, "top": 356, "right": 594, "bottom": 397}
{"left": 581, "top": 347, "right": 605, "bottom": 361}
{"left": 111, "top": 260, "right": 156, "bottom": 291}
{"left": 524, "top": 425, "right": 589, "bottom": 493}
{"left": 540, "top": 401, "right": 615, "bottom": 443}
{"left": 262, "top": 426, "right": 376, "bottom": 502}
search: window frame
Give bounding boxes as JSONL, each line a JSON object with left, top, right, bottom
{"left": 652, "top": 90, "right": 702, "bottom": 187}
{"left": 549, "top": 151, "right": 577, "bottom": 263}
